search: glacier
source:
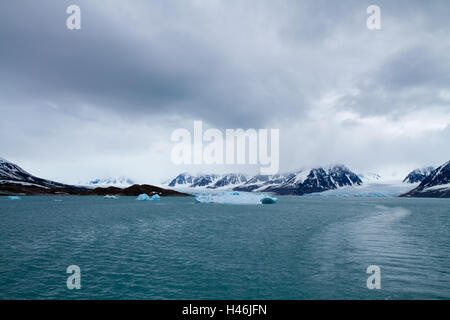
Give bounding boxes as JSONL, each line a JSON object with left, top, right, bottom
{"left": 307, "top": 181, "right": 418, "bottom": 197}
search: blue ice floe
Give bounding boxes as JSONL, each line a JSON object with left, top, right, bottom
{"left": 8, "top": 196, "right": 21, "bottom": 200}
{"left": 194, "top": 191, "right": 277, "bottom": 205}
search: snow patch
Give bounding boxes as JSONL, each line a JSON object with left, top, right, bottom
{"left": 0, "top": 180, "right": 50, "bottom": 189}
{"left": 424, "top": 183, "right": 450, "bottom": 191}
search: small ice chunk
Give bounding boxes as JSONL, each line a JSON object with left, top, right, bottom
{"left": 104, "top": 195, "right": 118, "bottom": 199}
{"left": 8, "top": 196, "right": 21, "bottom": 200}
{"left": 261, "top": 197, "right": 278, "bottom": 204}
{"left": 151, "top": 194, "right": 160, "bottom": 201}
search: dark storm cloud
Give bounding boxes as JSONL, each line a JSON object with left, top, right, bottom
{"left": 0, "top": 0, "right": 309, "bottom": 127}
{"left": 335, "top": 44, "right": 450, "bottom": 116}
{"left": 376, "top": 46, "right": 448, "bottom": 89}
{"left": 1, "top": 0, "right": 449, "bottom": 127}
{"left": 327, "top": 1, "right": 450, "bottom": 116}
{"left": 0, "top": 1, "right": 227, "bottom": 121}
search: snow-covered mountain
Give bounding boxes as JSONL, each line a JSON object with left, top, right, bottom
{"left": 233, "top": 172, "right": 298, "bottom": 192}
{"left": 0, "top": 157, "right": 68, "bottom": 189}
{"left": 168, "top": 173, "right": 195, "bottom": 187}
{"left": 309, "top": 171, "right": 422, "bottom": 198}
{"left": 402, "top": 167, "right": 434, "bottom": 184}
{"left": 190, "top": 174, "right": 221, "bottom": 188}
{"left": 211, "top": 174, "right": 249, "bottom": 188}
{"left": 0, "top": 157, "right": 92, "bottom": 195}
{"left": 358, "top": 173, "right": 382, "bottom": 183}
{"left": 0, "top": 157, "right": 188, "bottom": 196}
{"left": 247, "top": 165, "right": 362, "bottom": 195}
{"left": 401, "top": 160, "right": 450, "bottom": 198}
{"left": 167, "top": 173, "right": 248, "bottom": 189}
{"left": 80, "top": 176, "right": 135, "bottom": 188}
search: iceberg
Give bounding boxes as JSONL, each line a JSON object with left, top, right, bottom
{"left": 151, "top": 194, "right": 160, "bottom": 201}
{"left": 194, "top": 191, "right": 275, "bottom": 205}
{"left": 104, "top": 195, "right": 118, "bottom": 199}
{"left": 136, "top": 193, "right": 151, "bottom": 201}
{"left": 261, "top": 197, "right": 278, "bottom": 204}
{"left": 136, "top": 193, "right": 161, "bottom": 201}
{"left": 8, "top": 196, "right": 21, "bottom": 200}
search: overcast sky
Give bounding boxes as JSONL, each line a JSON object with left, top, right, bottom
{"left": 1, "top": 0, "right": 449, "bottom": 184}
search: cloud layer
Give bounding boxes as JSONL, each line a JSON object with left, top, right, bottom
{"left": 1, "top": 0, "right": 449, "bottom": 183}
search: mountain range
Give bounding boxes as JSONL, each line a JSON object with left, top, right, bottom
{"left": 79, "top": 176, "right": 135, "bottom": 188}
{"left": 0, "top": 157, "right": 188, "bottom": 197}
{"left": 167, "top": 166, "right": 360, "bottom": 194}
{"left": 167, "top": 166, "right": 363, "bottom": 195}
{"left": 236, "top": 166, "right": 363, "bottom": 195}
{"left": 2, "top": 156, "right": 449, "bottom": 198}
{"left": 166, "top": 162, "right": 450, "bottom": 198}
{"left": 400, "top": 161, "right": 450, "bottom": 198}
{"left": 168, "top": 173, "right": 249, "bottom": 189}
{"left": 0, "top": 157, "right": 87, "bottom": 194}
{"left": 402, "top": 167, "right": 435, "bottom": 184}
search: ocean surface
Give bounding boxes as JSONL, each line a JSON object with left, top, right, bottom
{"left": 0, "top": 196, "right": 448, "bottom": 299}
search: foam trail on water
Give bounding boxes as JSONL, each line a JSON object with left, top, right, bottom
{"left": 374, "top": 206, "right": 412, "bottom": 223}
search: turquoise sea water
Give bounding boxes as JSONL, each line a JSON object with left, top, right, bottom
{"left": 0, "top": 196, "right": 448, "bottom": 299}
